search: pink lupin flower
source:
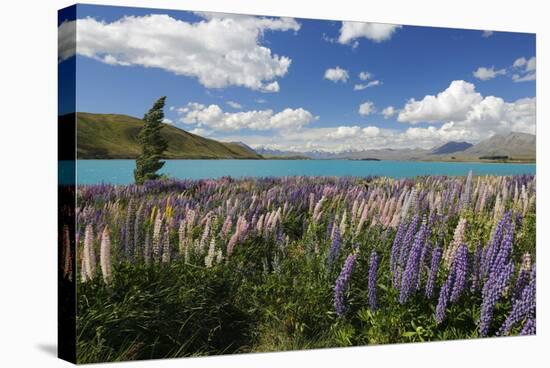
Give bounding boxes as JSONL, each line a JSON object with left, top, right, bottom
{"left": 221, "top": 215, "right": 233, "bottom": 238}
{"left": 237, "top": 215, "right": 249, "bottom": 239}
{"left": 355, "top": 204, "right": 369, "bottom": 237}
{"left": 226, "top": 230, "right": 239, "bottom": 256}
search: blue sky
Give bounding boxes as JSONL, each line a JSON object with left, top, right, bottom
{"left": 59, "top": 4, "right": 536, "bottom": 152}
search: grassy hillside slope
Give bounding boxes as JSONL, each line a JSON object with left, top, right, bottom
{"left": 76, "top": 113, "right": 262, "bottom": 159}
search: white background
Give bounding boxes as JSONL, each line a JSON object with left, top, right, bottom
{"left": 0, "top": 0, "right": 547, "bottom": 366}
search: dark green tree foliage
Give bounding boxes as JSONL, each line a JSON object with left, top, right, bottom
{"left": 134, "top": 97, "right": 169, "bottom": 184}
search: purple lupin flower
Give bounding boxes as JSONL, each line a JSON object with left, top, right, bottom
{"left": 512, "top": 253, "right": 532, "bottom": 302}
{"left": 133, "top": 203, "right": 144, "bottom": 261}
{"left": 368, "top": 250, "right": 379, "bottom": 311}
{"left": 425, "top": 241, "right": 442, "bottom": 299}
{"left": 435, "top": 243, "right": 469, "bottom": 323}
{"left": 479, "top": 262, "right": 514, "bottom": 336}
{"left": 398, "top": 215, "right": 419, "bottom": 272}
{"left": 471, "top": 242, "right": 483, "bottom": 293}
{"left": 449, "top": 244, "right": 469, "bottom": 303}
{"left": 416, "top": 238, "right": 432, "bottom": 291}
{"left": 435, "top": 272, "right": 452, "bottom": 324}
{"left": 498, "top": 265, "right": 536, "bottom": 336}
{"left": 125, "top": 198, "right": 136, "bottom": 262}
{"left": 391, "top": 220, "right": 407, "bottom": 287}
{"left": 481, "top": 211, "right": 511, "bottom": 280}
{"left": 520, "top": 318, "right": 536, "bottom": 336}
{"left": 490, "top": 215, "right": 515, "bottom": 277}
{"left": 334, "top": 252, "right": 358, "bottom": 317}
{"left": 515, "top": 212, "right": 523, "bottom": 229}
{"left": 328, "top": 227, "right": 342, "bottom": 268}
{"left": 399, "top": 220, "right": 426, "bottom": 304}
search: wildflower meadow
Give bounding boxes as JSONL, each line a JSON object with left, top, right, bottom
{"left": 67, "top": 173, "right": 536, "bottom": 363}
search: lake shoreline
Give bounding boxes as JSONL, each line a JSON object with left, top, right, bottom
{"left": 76, "top": 158, "right": 536, "bottom": 164}
{"left": 74, "top": 159, "right": 536, "bottom": 185}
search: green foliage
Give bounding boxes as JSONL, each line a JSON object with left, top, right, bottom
{"left": 134, "top": 97, "right": 169, "bottom": 184}
{"left": 77, "top": 262, "right": 255, "bottom": 363}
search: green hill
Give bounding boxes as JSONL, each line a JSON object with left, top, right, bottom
{"left": 76, "top": 112, "right": 262, "bottom": 159}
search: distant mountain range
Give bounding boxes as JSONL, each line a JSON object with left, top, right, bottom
{"left": 454, "top": 132, "right": 536, "bottom": 159}
{"left": 431, "top": 141, "right": 473, "bottom": 155}
{"left": 76, "top": 113, "right": 262, "bottom": 159}
{"left": 254, "top": 132, "right": 535, "bottom": 162}
{"left": 76, "top": 112, "right": 535, "bottom": 162}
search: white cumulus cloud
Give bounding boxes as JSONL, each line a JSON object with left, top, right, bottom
{"left": 324, "top": 67, "right": 349, "bottom": 83}
{"left": 394, "top": 80, "right": 535, "bottom": 144}
{"left": 512, "top": 56, "right": 536, "bottom": 82}
{"left": 214, "top": 94, "right": 534, "bottom": 152}
{"left": 178, "top": 103, "right": 318, "bottom": 131}
{"left": 58, "top": 13, "right": 300, "bottom": 92}
{"left": 354, "top": 80, "right": 381, "bottom": 90}
{"left": 473, "top": 66, "right": 506, "bottom": 81}
{"left": 227, "top": 101, "right": 243, "bottom": 109}
{"left": 359, "top": 101, "right": 376, "bottom": 116}
{"left": 382, "top": 106, "right": 397, "bottom": 119}
{"left": 58, "top": 20, "right": 76, "bottom": 61}
{"left": 398, "top": 80, "right": 483, "bottom": 123}
{"left": 358, "top": 71, "right": 372, "bottom": 81}
{"left": 330, "top": 126, "right": 362, "bottom": 139}
{"left": 338, "top": 22, "right": 401, "bottom": 45}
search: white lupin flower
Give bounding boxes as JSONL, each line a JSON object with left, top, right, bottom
{"left": 162, "top": 227, "right": 171, "bottom": 263}
{"left": 443, "top": 217, "right": 467, "bottom": 267}
{"left": 82, "top": 224, "right": 95, "bottom": 281}
{"left": 178, "top": 219, "right": 187, "bottom": 255}
{"left": 339, "top": 210, "right": 347, "bottom": 237}
{"left": 205, "top": 237, "right": 216, "bottom": 268}
{"left": 100, "top": 226, "right": 112, "bottom": 284}
{"left": 199, "top": 215, "right": 212, "bottom": 252}
{"left": 152, "top": 212, "right": 163, "bottom": 261}
{"left": 312, "top": 196, "right": 326, "bottom": 223}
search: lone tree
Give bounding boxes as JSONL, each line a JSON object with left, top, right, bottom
{"left": 134, "top": 96, "right": 169, "bottom": 184}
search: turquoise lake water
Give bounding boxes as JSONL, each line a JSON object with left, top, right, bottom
{"left": 75, "top": 160, "right": 536, "bottom": 185}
